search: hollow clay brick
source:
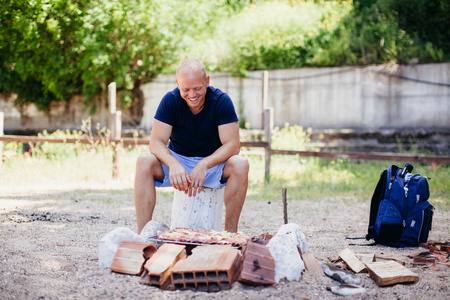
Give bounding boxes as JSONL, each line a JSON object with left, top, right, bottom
{"left": 170, "top": 245, "right": 241, "bottom": 292}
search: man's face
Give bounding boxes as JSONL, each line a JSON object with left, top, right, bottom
{"left": 176, "top": 69, "right": 210, "bottom": 114}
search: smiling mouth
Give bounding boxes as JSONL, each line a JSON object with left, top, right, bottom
{"left": 189, "top": 97, "right": 199, "bottom": 102}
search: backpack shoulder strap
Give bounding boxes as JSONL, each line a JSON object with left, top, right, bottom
{"left": 366, "top": 165, "right": 398, "bottom": 241}
{"left": 367, "top": 169, "right": 387, "bottom": 229}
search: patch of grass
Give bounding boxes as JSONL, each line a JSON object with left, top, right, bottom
{"left": 246, "top": 154, "right": 449, "bottom": 211}
{"left": 0, "top": 143, "right": 146, "bottom": 187}
{"left": 1, "top": 126, "right": 448, "bottom": 212}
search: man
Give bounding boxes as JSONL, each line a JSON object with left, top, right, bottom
{"left": 134, "top": 58, "right": 249, "bottom": 234}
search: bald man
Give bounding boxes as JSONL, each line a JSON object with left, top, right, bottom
{"left": 134, "top": 58, "right": 249, "bottom": 234}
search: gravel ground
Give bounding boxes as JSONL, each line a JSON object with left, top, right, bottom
{"left": 0, "top": 182, "right": 449, "bottom": 299}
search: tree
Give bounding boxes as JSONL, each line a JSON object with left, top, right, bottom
{"left": 0, "top": 0, "right": 183, "bottom": 118}
{"left": 351, "top": 0, "right": 448, "bottom": 63}
{"left": 1, "top": 0, "right": 448, "bottom": 116}
{"left": 0, "top": 0, "right": 252, "bottom": 119}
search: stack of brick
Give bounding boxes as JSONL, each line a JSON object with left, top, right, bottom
{"left": 109, "top": 238, "right": 280, "bottom": 292}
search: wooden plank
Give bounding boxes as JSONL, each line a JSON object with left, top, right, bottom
{"left": 302, "top": 252, "right": 325, "bottom": 276}
{"left": 355, "top": 253, "right": 375, "bottom": 265}
{"left": 339, "top": 248, "right": 366, "bottom": 273}
{"left": 0, "top": 135, "right": 267, "bottom": 148}
{"left": 374, "top": 256, "right": 405, "bottom": 265}
{"left": 1, "top": 134, "right": 449, "bottom": 164}
{"left": 268, "top": 149, "right": 450, "bottom": 164}
{"left": 110, "top": 240, "right": 157, "bottom": 276}
{"left": 144, "top": 243, "right": 186, "bottom": 289}
{"left": 366, "top": 261, "right": 419, "bottom": 286}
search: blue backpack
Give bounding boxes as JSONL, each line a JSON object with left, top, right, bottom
{"left": 366, "top": 164, "right": 434, "bottom": 247}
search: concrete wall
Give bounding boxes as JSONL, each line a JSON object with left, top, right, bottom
{"left": 0, "top": 93, "right": 133, "bottom": 133}
{"left": 141, "top": 63, "right": 449, "bottom": 130}
{"left": 1, "top": 63, "right": 449, "bottom": 133}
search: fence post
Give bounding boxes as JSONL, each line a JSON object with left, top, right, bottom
{"left": 261, "top": 70, "right": 269, "bottom": 129}
{"left": 264, "top": 107, "right": 273, "bottom": 182}
{"left": 109, "top": 82, "right": 117, "bottom": 136}
{"left": 109, "top": 82, "right": 121, "bottom": 179}
{"left": 0, "top": 112, "right": 3, "bottom": 168}
{"left": 261, "top": 71, "right": 272, "bottom": 182}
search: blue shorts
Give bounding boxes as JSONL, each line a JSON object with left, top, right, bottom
{"left": 154, "top": 150, "right": 226, "bottom": 189}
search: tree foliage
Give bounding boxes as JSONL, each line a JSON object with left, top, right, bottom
{"left": 356, "top": 0, "right": 450, "bottom": 56}
{"left": 212, "top": 1, "right": 354, "bottom": 74}
{"left": 348, "top": 0, "right": 448, "bottom": 64}
{"left": 194, "top": 0, "right": 448, "bottom": 73}
{"left": 0, "top": 0, "right": 448, "bottom": 110}
{"left": 0, "top": 0, "right": 201, "bottom": 109}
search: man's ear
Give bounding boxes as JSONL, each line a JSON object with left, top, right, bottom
{"left": 205, "top": 75, "right": 210, "bottom": 87}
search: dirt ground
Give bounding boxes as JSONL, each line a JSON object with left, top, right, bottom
{"left": 0, "top": 182, "right": 449, "bottom": 300}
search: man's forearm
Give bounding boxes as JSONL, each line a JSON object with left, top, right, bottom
{"left": 200, "top": 141, "right": 240, "bottom": 169}
{"left": 149, "top": 140, "right": 180, "bottom": 169}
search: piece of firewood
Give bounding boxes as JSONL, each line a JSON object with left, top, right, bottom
{"left": 301, "top": 252, "right": 324, "bottom": 276}
{"left": 365, "top": 261, "right": 419, "bottom": 286}
{"left": 339, "top": 248, "right": 366, "bottom": 273}
{"left": 355, "top": 253, "right": 375, "bottom": 265}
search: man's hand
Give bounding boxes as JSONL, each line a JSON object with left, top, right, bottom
{"left": 168, "top": 161, "right": 190, "bottom": 192}
{"left": 187, "top": 160, "right": 208, "bottom": 197}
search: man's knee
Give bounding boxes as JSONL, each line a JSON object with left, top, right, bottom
{"left": 136, "top": 152, "right": 155, "bottom": 169}
{"left": 136, "top": 153, "right": 163, "bottom": 179}
{"left": 225, "top": 155, "right": 249, "bottom": 177}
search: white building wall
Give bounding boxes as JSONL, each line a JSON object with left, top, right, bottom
{"left": 1, "top": 63, "right": 449, "bottom": 132}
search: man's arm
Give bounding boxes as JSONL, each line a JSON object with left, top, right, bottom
{"left": 188, "top": 121, "right": 241, "bottom": 196}
{"left": 149, "top": 119, "right": 190, "bottom": 192}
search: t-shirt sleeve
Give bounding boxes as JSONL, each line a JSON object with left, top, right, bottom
{"left": 154, "top": 92, "right": 175, "bottom": 125}
{"left": 217, "top": 93, "right": 238, "bottom": 126}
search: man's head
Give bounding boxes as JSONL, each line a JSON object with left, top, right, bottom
{"left": 176, "top": 58, "right": 210, "bottom": 114}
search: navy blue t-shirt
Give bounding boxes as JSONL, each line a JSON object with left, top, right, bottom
{"left": 154, "top": 86, "right": 238, "bottom": 157}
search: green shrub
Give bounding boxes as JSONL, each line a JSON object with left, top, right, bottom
{"left": 271, "top": 123, "right": 315, "bottom": 151}
{"left": 189, "top": 0, "right": 448, "bottom": 73}
{"left": 207, "top": 0, "right": 353, "bottom": 74}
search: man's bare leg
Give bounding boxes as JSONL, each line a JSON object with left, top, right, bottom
{"left": 222, "top": 155, "right": 249, "bottom": 232}
{"left": 134, "top": 153, "right": 164, "bottom": 234}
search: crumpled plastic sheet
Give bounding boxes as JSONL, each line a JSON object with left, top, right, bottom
{"left": 267, "top": 223, "right": 307, "bottom": 283}
{"left": 98, "top": 220, "right": 168, "bottom": 269}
